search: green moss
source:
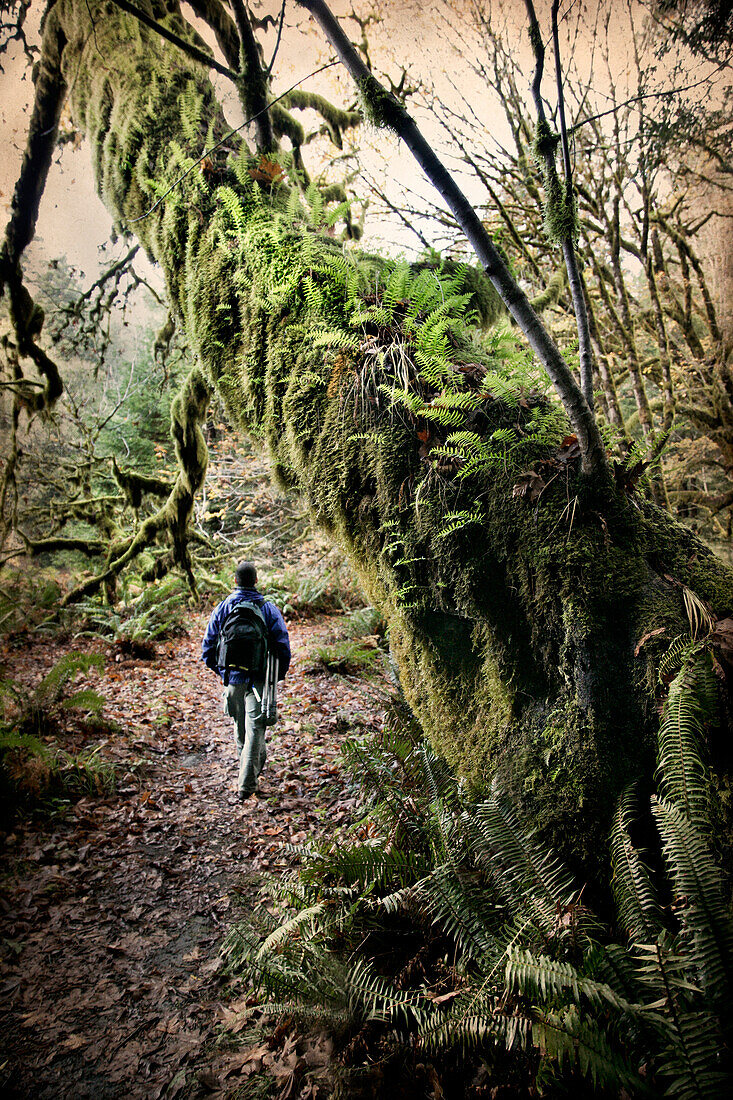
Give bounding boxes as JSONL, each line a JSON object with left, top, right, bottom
{"left": 531, "top": 269, "right": 565, "bottom": 312}
{"left": 532, "top": 119, "right": 577, "bottom": 246}
{"left": 282, "top": 89, "right": 361, "bottom": 148}
{"left": 53, "top": 0, "right": 733, "bottom": 881}
{"left": 357, "top": 74, "right": 405, "bottom": 131}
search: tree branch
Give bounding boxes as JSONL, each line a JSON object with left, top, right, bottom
{"left": 109, "top": 0, "right": 238, "bottom": 81}
{"left": 295, "top": 0, "right": 608, "bottom": 481}
{"left": 228, "top": 0, "right": 275, "bottom": 151}
{"left": 184, "top": 0, "right": 240, "bottom": 69}
{"left": 524, "top": 0, "right": 595, "bottom": 411}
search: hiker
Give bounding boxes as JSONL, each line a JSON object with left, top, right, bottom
{"left": 202, "top": 562, "right": 291, "bottom": 801}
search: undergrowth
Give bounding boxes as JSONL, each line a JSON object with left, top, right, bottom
{"left": 223, "top": 641, "right": 733, "bottom": 1098}
{"left": 69, "top": 573, "right": 192, "bottom": 657}
{"left": 264, "top": 562, "right": 365, "bottom": 618}
{"left": 0, "top": 652, "right": 115, "bottom": 819}
{"left": 312, "top": 638, "right": 382, "bottom": 676}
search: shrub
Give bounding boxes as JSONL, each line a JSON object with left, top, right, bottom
{"left": 71, "top": 573, "right": 191, "bottom": 656}
{"left": 0, "top": 652, "right": 111, "bottom": 818}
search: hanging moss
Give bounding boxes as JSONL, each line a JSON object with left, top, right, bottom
{"left": 532, "top": 119, "right": 578, "bottom": 247}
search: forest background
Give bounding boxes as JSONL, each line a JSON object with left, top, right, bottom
{"left": 2, "top": 0, "right": 733, "bottom": 1097}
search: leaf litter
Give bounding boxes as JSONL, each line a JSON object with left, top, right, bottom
{"left": 0, "top": 609, "right": 386, "bottom": 1098}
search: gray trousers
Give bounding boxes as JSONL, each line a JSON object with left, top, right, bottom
{"left": 224, "top": 682, "right": 266, "bottom": 795}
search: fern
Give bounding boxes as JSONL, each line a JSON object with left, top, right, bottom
{"left": 610, "top": 786, "right": 664, "bottom": 943}
{"left": 310, "top": 328, "right": 360, "bottom": 351}
{"left": 505, "top": 947, "right": 642, "bottom": 1016}
{"left": 436, "top": 510, "right": 484, "bottom": 537}
{"left": 61, "top": 688, "right": 105, "bottom": 714}
{"left": 657, "top": 654, "right": 715, "bottom": 826}
{"left": 222, "top": 642, "right": 731, "bottom": 1097}
{"left": 346, "top": 956, "right": 429, "bottom": 1028}
{"left": 217, "top": 184, "right": 249, "bottom": 239}
{"left": 652, "top": 795, "right": 733, "bottom": 1006}
{"left": 178, "top": 82, "right": 204, "bottom": 143}
{"left": 466, "top": 792, "right": 580, "bottom": 945}
{"left": 0, "top": 729, "right": 49, "bottom": 758}
{"left": 525, "top": 1006, "right": 649, "bottom": 1094}
{"left": 36, "top": 652, "right": 104, "bottom": 706}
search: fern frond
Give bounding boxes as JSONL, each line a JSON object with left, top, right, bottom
{"left": 310, "top": 328, "right": 360, "bottom": 351}
{"left": 346, "top": 956, "right": 428, "bottom": 1028}
{"left": 300, "top": 843, "right": 429, "bottom": 892}
{"left": 652, "top": 796, "right": 733, "bottom": 1007}
{"left": 0, "top": 729, "right": 50, "bottom": 757}
{"left": 611, "top": 786, "right": 664, "bottom": 943}
{"left": 411, "top": 863, "right": 505, "bottom": 962}
{"left": 656, "top": 1006, "right": 729, "bottom": 1100}
{"left": 505, "top": 947, "right": 643, "bottom": 1016}
{"left": 255, "top": 902, "right": 328, "bottom": 961}
{"left": 419, "top": 989, "right": 513, "bottom": 1055}
{"left": 657, "top": 657, "right": 713, "bottom": 826}
{"left": 217, "top": 185, "right": 248, "bottom": 239}
{"left": 178, "top": 83, "right": 204, "bottom": 142}
{"left": 658, "top": 634, "right": 697, "bottom": 681}
{"left": 527, "top": 1005, "right": 649, "bottom": 1094}
{"left": 436, "top": 510, "right": 484, "bottom": 537}
{"left": 61, "top": 688, "right": 105, "bottom": 713}
{"left": 37, "top": 652, "right": 104, "bottom": 705}
{"left": 468, "top": 792, "right": 579, "bottom": 943}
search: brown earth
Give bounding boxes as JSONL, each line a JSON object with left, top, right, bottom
{"left": 0, "top": 610, "right": 388, "bottom": 1099}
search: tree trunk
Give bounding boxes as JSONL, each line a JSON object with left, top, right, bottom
{"left": 45, "top": 0, "right": 733, "bottom": 880}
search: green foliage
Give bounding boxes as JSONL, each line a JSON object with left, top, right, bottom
{"left": 0, "top": 652, "right": 111, "bottom": 815}
{"left": 224, "top": 646, "right": 732, "bottom": 1097}
{"left": 34, "top": 652, "right": 105, "bottom": 711}
{"left": 656, "top": 646, "right": 717, "bottom": 826}
{"left": 0, "top": 568, "right": 63, "bottom": 636}
{"left": 263, "top": 562, "right": 364, "bottom": 617}
{"left": 214, "top": 175, "right": 549, "bottom": 481}
{"left": 53, "top": 744, "right": 116, "bottom": 797}
{"left": 312, "top": 638, "right": 381, "bottom": 675}
{"left": 71, "top": 573, "right": 191, "bottom": 649}
{"left": 340, "top": 606, "right": 384, "bottom": 640}
{"left": 0, "top": 651, "right": 104, "bottom": 737}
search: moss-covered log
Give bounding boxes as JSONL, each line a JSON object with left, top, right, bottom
{"left": 43, "top": 0, "right": 733, "bottom": 877}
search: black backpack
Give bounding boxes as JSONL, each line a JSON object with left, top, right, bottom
{"left": 217, "top": 600, "right": 268, "bottom": 684}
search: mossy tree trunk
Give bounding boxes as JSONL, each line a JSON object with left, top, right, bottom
{"left": 29, "top": 0, "right": 733, "bottom": 875}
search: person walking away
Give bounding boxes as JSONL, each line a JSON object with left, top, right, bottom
{"left": 201, "top": 562, "right": 291, "bottom": 801}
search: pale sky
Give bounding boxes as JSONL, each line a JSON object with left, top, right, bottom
{"left": 0, "top": 1, "right": 729, "bottom": 280}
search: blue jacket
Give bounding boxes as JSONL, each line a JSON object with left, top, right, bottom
{"left": 201, "top": 588, "right": 291, "bottom": 685}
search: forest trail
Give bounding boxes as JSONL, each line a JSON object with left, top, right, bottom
{"left": 0, "top": 610, "right": 386, "bottom": 1099}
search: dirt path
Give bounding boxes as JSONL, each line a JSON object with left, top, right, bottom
{"left": 0, "top": 612, "right": 385, "bottom": 1098}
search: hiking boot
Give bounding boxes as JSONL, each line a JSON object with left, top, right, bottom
{"left": 238, "top": 788, "right": 256, "bottom": 802}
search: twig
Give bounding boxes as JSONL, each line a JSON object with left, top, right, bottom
{"left": 264, "top": 0, "right": 288, "bottom": 77}
{"left": 129, "top": 62, "right": 338, "bottom": 224}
